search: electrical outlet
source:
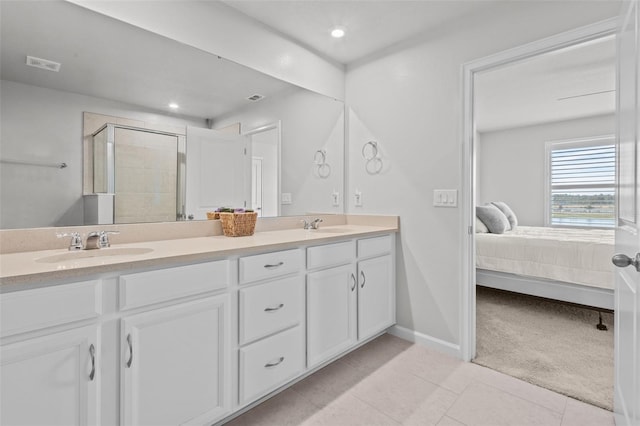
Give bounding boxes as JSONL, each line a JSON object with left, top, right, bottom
{"left": 281, "top": 193, "right": 292, "bottom": 205}
{"left": 332, "top": 191, "right": 340, "bottom": 206}
{"left": 354, "top": 190, "right": 363, "bottom": 207}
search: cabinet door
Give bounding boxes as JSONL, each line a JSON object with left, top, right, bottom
{"left": 358, "top": 255, "right": 395, "bottom": 341}
{"left": 121, "top": 295, "right": 230, "bottom": 426}
{"left": 307, "top": 264, "right": 357, "bottom": 368}
{"left": 1, "top": 325, "right": 100, "bottom": 426}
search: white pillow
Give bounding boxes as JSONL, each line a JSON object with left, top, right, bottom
{"left": 476, "top": 204, "right": 510, "bottom": 234}
{"left": 491, "top": 201, "right": 518, "bottom": 230}
{"left": 476, "top": 217, "right": 489, "bottom": 233}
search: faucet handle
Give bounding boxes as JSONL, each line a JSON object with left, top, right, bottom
{"left": 56, "top": 232, "right": 83, "bottom": 251}
{"left": 301, "top": 219, "right": 311, "bottom": 230}
{"left": 311, "top": 218, "right": 323, "bottom": 230}
{"left": 98, "top": 230, "right": 120, "bottom": 248}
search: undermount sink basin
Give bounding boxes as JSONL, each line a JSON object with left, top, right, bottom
{"left": 310, "top": 227, "right": 354, "bottom": 234}
{"left": 36, "top": 247, "right": 154, "bottom": 264}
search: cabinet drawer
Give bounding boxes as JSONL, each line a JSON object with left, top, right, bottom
{"left": 1, "top": 280, "right": 101, "bottom": 338}
{"left": 239, "top": 326, "right": 304, "bottom": 405}
{"left": 357, "top": 235, "right": 392, "bottom": 259}
{"left": 239, "top": 249, "right": 302, "bottom": 284}
{"left": 307, "top": 240, "right": 355, "bottom": 270}
{"left": 119, "top": 260, "right": 230, "bottom": 310}
{"left": 239, "top": 276, "right": 303, "bottom": 345}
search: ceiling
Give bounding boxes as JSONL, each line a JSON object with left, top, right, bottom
{"left": 474, "top": 35, "right": 616, "bottom": 132}
{"left": 1, "top": 1, "right": 617, "bottom": 130}
{"left": 223, "top": 0, "right": 616, "bottom": 130}
{"left": 0, "top": 1, "right": 293, "bottom": 121}
{"left": 222, "top": 0, "right": 496, "bottom": 65}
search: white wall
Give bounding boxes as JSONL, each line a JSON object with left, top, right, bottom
{"left": 346, "top": 1, "right": 620, "bottom": 347}
{"left": 476, "top": 114, "right": 615, "bottom": 226}
{"left": 0, "top": 80, "right": 203, "bottom": 229}
{"left": 67, "top": 0, "right": 344, "bottom": 101}
{"left": 215, "top": 87, "right": 345, "bottom": 217}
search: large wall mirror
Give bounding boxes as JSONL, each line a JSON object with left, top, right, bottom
{"left": 0, "top": 0, "right": 345, "bottom": 229}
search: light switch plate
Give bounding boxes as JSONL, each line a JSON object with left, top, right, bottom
{"left": 433, "top": 189, "right": 458, "bottom": 207}
{"left": 281, "top": 193, "right": 292, "bottom": 205}
{"left": 332, "top": 191, "right": 340, "bottom": 206}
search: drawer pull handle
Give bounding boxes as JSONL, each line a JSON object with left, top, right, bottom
{"left": 264, "top": 262, "right": 284, "bottom": 269}
{"left": 89, "top": 344, "right": 96, "bottom": 381}
{"left": 126, "top": 334, "right": 133, "bottom": 368}
{"left": 264, "top": 356, "right": 285, "bottom": 368}
{"left": 350, "top": 273, "right": 356, "bottom": 291}
{"left": 360, "top": 270, "right": 366, "bottom": 288}
{"left": 264, "top": 303, "right": 284, "bottom": 312}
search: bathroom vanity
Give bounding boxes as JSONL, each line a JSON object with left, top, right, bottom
{"left": 0, "top": 216, "right": 397, "bottom": 425}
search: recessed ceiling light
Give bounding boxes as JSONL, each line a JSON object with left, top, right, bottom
{"left": 168, "top": 102, "right": 179, "bottom": 109}
{"left": 330, "top": 27, "right": 345, "bottom": 39}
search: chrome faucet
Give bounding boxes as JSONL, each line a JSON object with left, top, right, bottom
{"left": 302, "top": 218, "right": 323, "bottom": 230}
{"left": 85, "top": 232, "right": 101, "bottom": 250}
{"left": 57, "top": 232, "right": 83, "bottom": 251}
{"left": 57, "top": 230, "right": 120, "bottom": 251}
{"left": 85, "top": 230, "right": 120, "bottom": 249}
{"left": 98, "top": 230, "right": 120, "bottom": 248}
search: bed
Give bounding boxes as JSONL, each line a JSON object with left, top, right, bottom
{"left": 476, "top": 226, "right": 615, "bottom": 310}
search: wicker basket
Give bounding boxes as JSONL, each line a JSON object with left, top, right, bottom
{"left": 206, "top": 212, "right": 221, "bottom": 220}
{"left": 219, "top": 212, "right": 258, "bottom": 237}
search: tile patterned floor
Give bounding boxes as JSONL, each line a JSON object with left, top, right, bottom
{"left": 226, "top": 334, "right": 614, "bottom": 426}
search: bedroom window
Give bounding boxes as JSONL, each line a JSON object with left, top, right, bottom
{"left": 546, "top": 136, "right": 615, "bottom": 228}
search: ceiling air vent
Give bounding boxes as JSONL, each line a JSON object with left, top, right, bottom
{"left": 26, "top": 56, "right": 61, "bottom": 72}
{"left": 247, "top": 94, "right": 265, "bottom": 102}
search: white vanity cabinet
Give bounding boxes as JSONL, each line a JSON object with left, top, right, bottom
{"left": 306, "top": 263, "right": 357, "bottom": 368}
{"left": 237, "top": 249, "right": 305, "bottom": 406}
{"left": 1, "top": 325, "right": 100, "bottom": 426}
{"left": 356, "top": 235, "right": 395, "bottom": 341}
{"left": 118, "top": 260, "right": 232, "bottom": 426}
{"left": 0, "top": 280, "right": 102, "bottom": 426}
{"left": 0, "top": 227, "right": 396, "bottom": 425}
{"left": 121, "top": 295, "right": 230, "bottom": 426}
{"left": 306, "top": 235, "right": 395, "bottom": 368}
{"left": 306, "top": 240, "right": 357, "bottom": 368}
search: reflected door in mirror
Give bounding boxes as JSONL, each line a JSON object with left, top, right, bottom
{"left": 186, "top": 127, "right": 250, "bottom": 220}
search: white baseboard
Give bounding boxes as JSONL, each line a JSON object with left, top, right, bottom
{"left": 388, "top": 325, "right": 461, "bottom": 359}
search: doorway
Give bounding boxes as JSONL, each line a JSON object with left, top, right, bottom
{"left": 461, "top": 18, "right": 618, "bottom": 408}
{"left": 244, "top": 122, "right": 281, "bottom": 217}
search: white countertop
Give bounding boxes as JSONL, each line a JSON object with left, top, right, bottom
{"left": 0, "top": 224, "right": 397, "bottom": 286}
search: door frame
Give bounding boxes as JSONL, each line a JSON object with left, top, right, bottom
{"left": 460, "top": 18, "right": 618, "bottom": 362}
{"left": 243, "top": 121, "right": 282, "bottom": 217}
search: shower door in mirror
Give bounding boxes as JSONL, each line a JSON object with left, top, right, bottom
{"left": 92, "top": 124, "right": 183, "bottom": 224}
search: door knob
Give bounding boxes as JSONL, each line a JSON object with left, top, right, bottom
{"left": 611, "top": 253, "right": 640, "bottom": 272}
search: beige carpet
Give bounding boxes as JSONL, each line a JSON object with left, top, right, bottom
{"left": 473, "top": 286, "right": 614, "bottom": 411}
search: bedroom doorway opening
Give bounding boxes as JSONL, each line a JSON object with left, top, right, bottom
{"left": 461, "top": 19, "right": 618, "bottom": 411}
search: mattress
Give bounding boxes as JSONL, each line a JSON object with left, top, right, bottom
{"left": 476, "top": 226, "right": 615, "bottom": 289}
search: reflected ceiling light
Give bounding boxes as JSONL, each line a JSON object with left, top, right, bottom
{"left": 330, "top": 27, "right": 346, "bottom": 38}
{"left": 168, "top": 102, "right": 179, "bottom": 109}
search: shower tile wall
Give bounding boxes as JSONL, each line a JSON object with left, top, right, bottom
{"left": 114, "top": 128, "right": 177, "bottom": 223}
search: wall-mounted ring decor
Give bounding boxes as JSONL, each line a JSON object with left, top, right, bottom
{"left": 362, "top": 141, "right": 383, "bottom": 174}
{"left": 314, "top": 149, "right": 331, "bottom": 178}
